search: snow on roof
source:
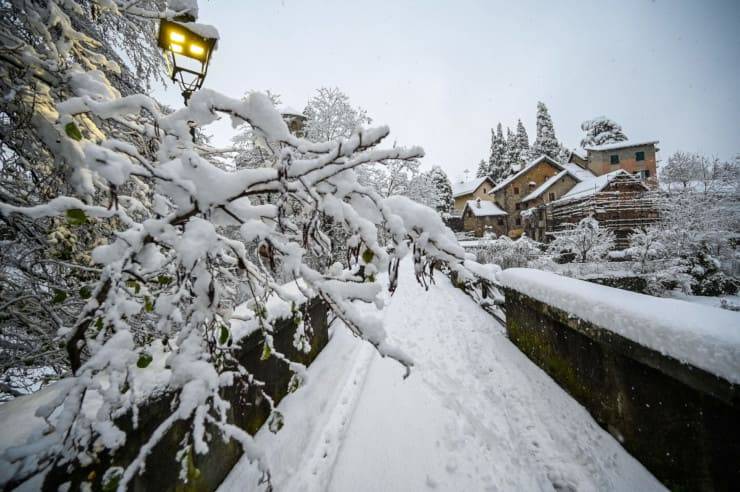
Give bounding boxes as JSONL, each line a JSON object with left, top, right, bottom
{"left": 279, "top": 105, "right": 306, "bottom": 118}
{"left": 569, "top": 149, "right": 586, "bottom": 160}
{"left": 520, "top": 170, "right": 570, "bottom": 202}
{"left": 552, "top": 169, "right": 640, "bottom": 204}
{"left": 584, "top": 140, "right": 659, "bottom": 152}
{"left": 490, "top": 155, "right": 563, "bottom": 193}
{"left": 561, "top": 162, "right": 596, "bottom": 181}
{"left": 452, "top": 176, "right": 493, "bottom": 198}
{"left": 499, "top": 268, "right": 740, "bottom": 384}
{"left": 463, "top": 199, "right": 507, "bottom": 217}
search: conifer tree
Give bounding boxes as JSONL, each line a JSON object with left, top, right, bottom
{"left": 428, "top": 166, "right": 454, "bottom": 214}
{"left": 488, "top": 123, "right": 509, "bottom": 181}
{"left": 580, "top": 116, "right": 628, "bottom": 148}
{"left": 532, "top": 102, "right": 560, "bottom": 159}
{"left": 505, "top": 127, "right": 520, "bottom": 170}
{"left": 476, "top": 159, "right": 489, "bottom": 178}
{"left": 515, "top": 119, "right": 531, "bottom": 164}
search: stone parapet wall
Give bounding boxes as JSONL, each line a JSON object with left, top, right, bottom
{"left": 502, "top": 287, "right": 739, "bottom": 491}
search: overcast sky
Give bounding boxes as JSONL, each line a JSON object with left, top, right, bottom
{"left": 158, "top": 0, "right": 739, "bottom": 180}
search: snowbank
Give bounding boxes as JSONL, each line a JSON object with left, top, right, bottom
{"left": 499, "top": 268, "right": 740, "bottom": 384}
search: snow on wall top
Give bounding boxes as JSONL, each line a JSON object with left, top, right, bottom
{"left": 490, "top": 155, "right": 562, "bottom": 193}
{"left": 584, "top": 140, "right": 659, "bottom": 152}
{"left": 463, "top": 199, "right": 507, "bottom": 217}
{"left": 452, "top": 176, "right": 493, "bottom": 198}
{"left": 499, "top": 268, "right": 740, "bottom": 384}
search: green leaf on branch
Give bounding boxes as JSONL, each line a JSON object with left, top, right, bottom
{"left": 362, "top": 248, "right": 374, "bottom": 264}
{"left": 126, "top": 280, "right": 140, "bottom": 294}
{"left": 52, "top": 289, "right": 67, "bottom": 304}
{"left": 65, "top": 208, "right": 88, "bottom": 226}
{"left": 79, "top": 286, "right": 92, "bottom": 299}
{"left": 64, "top": 122, "right": 83, "bottom": 141}
{"left": 144, "top": 297, "right": 154, "bottom": 312}
{"left": 157, "top": 275, "right": 172, "bottom": 285}
{"left": 136, "top": 352, "right": 153, "bottom": 368}
{"left": 260, "top": 342, "right": 271, "bottom": 361}
{"left": 219, "top": 325, "right": 229, "bottom": 345}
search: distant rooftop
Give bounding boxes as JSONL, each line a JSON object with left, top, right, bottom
{"left": 584, "top": 140, "right": 659, "bottom": 152}
{"left": 463, "top": 199, "right": 507, "bottom": 217}
{"left": 452, "top": 176, "right": 493, "bottom": 198}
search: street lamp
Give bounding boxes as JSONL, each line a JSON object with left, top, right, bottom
{"left": 157, "top": 19, "right": 218, "bottom": 103}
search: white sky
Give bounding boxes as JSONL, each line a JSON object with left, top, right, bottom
{"left": 156, "top": 0, "right": 739, "bottom": 180}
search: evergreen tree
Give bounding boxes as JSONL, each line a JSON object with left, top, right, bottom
{"left": 505, "top": 127, "right": 520, "bottom": 170}
{"left": 515, "top": 119, "right": 530, "bottom": 164}
{"left": 532, "top": 101, "right": 560, "bottom": 159}
{"left": 428, "top": 166, "right": 454, "bottom": 214}
{"left": 488, "top": 123, "right": 509, "bottom": 181}
{"left": 476, "top": 159, "right": 489, "bottom": 178}
{"left": 580, "top": 116, "right": 628, "bottom": 148}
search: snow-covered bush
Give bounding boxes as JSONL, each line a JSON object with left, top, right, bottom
{"left": 479, "top": 234, "right": 542, "bottom": 269}
{"left": 0, "top": 2, "right": 494, "bottom": 488}
{"left": 547, "top": 217, "right": 615, "bottom": 263}
{"left": 626, "top": 226, "right": 665, "bottom": 273}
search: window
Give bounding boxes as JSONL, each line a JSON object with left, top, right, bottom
{"left": 513, "top": 186, "right": 519, "bottom": 194}
{"left": 549, "top": 192, "right": 555, "bottom": 201}
{"left": 482, "top": 187, "right": 487, "bottom": 193}
{"left": 635, "top": 151, "right": 645, "bottom": 161}
{"left": 515, "top": 218, "right": 521, "bottom": 226}
{"left": 610, "top": 154, "right": 620, "bottom": 165}
{"left": 515, "top": 203, "right": 521, "bottom": 210}
{"left": 497, "top": 218, "right": 503, "bottom": 225}
{"left": 644, "top": 169, "right": 650, "bottom": 177}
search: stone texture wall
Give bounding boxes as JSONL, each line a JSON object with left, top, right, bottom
{"left": 502, "top": 287, "right": 739, "bottom": 491}
{"left": 41, "top": 299, "right": 330, "bottom": 492}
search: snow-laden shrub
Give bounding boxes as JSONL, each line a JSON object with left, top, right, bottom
{"left": 478, "top": 234, "right": 542, "bottom": 269}
{"left": 547, "top": 217, "right": 615, "bottom": 263}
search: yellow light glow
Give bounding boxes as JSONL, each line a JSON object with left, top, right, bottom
{"left": 190, "top": 44, "right": 205, "bottom": 56}
{"left": 170, "top": 43, "right": 183, "bottom": 53}
{"left": 169, "top": 31, "right": 185, "bottom": 43}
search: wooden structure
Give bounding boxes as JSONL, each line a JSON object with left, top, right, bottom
{"left": 548, "top": 170, "right": 659, "bottom": 248}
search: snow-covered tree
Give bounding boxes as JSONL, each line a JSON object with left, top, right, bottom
{"left": 428, "top": 166, "right": 453, "bottom": 214}
{"left": 505, "top": 127, "right": 520, "bottom": 170}
{"left": 0, "top": 0, "right": 177, "bottom": 399}
{"left": 626, "top": 226, "right": 665, "bottom": 272}
{"left": 532, "top": 102, "right": 560, "bottom": 160}
{"left": 476, "top": 158, "right": 489, "bottom": 178}
{"left": 515, "top": 119, "right": 530, "bottom": 164}
{"left": 303, "top": 87, "right": 372, "bottom": 142}
{"left": 488, "top": 123, "right": 509, "bottom": 181}
{"left": 0, "top": 2, "right": 497, "bottom": 488}
{"left": 548, "top": 217, "right": 615, "bottom": 263}
{"left": 580, "top": 116, "right": 628, "bottom": 148}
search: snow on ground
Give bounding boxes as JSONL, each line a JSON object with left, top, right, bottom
{"left": 500, "top": 268, "right": 740, "bottom": 384}
{"left": 221, "top": 260, "right": 664, "bottom": 491}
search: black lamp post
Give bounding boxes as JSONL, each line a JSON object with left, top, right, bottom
{"left": 157, "top": 18, "right": 218, "bottom": 103}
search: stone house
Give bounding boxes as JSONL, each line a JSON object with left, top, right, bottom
{"left": 519, "top": 170, "right": 581, "bottom": 241}
{"left": 451, "top": 176, "right": 496, "bottom": 214}
{"left": 488, "top": 155, "right": 573, "bottom": 238}
{"left": 462, "top": 198, "right": 508, "bottom": 237}
{"left": 582, "top": 140, "right": 659, "bottom": 185}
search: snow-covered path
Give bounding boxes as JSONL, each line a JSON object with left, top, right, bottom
{"left": 220, "top": 261, "right": 664, "bottom": 491}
